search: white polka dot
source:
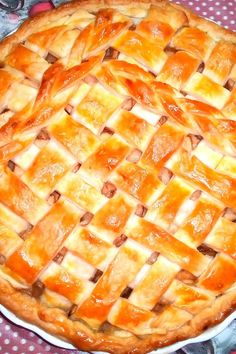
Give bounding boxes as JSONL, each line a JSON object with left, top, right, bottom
{"left": 29, "top": 345, "right": 35, "bottom": 351}
{"left": 209, "top": 6, "right": 214, "bottom": 11}
{"left": 0, "top": 317, "right": 3, "bottom": 323}
{"left": 45, "top": 345, "right": 51, "bottom": 351}
{"left": 4, "top": 338, "right": 10, "bottom": 344}
{"left": 202, "top": 12, "right": 207, "bottom": 16}
{"left": 188, "top": 1, "right": 193, "bottom": 5}
{"left": 215, "top": 1, "right": 220, "bottom": 4}
{"left": 230, "top": 20, "right": 235, "bottom": 24}
{"left": 29, "top": 332, "right": 35, "bottom": 337}
{"left": 196, "top": 6, "right": 200, "bottom": 11}
{"left": 223, "top": 6, "right": 227, "bottom": 10}
{"left": 5, "top": 325, "right": 11, "bottom": 331}
{"left": 13, "top": 332, "right": 18, "bottom": 337}
{"left": 210, "top": 16, "right": 215, "bottom": 20}
{"left": 216, "top": 11, "right": 221, "bottom": 15}
{"left": 37, "top": 338, "right": 43, "bottom": 344}
{"left": 202, "top": 3, "right": 207, "bottom": 6}
{"left": 20, "top": 338, "right": 27, "bottom": 344}
{"left": 13, "top": 346, "right": 18, "bottom": 351}
{"left": 230, "top": 11, "right": 234, "bottom": 15}
{"left": 0, "top": 346, "right": 2, "bottom": 351}
{"left": 223, "top": 15, "right": 228, "bottom": 20}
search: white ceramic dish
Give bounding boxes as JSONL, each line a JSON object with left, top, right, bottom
{"left": 0, "top": 304, "right": 235, "bottom": 353}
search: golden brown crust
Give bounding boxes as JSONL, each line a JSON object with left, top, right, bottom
{"left": 0, "top": 1, "right": 236, "bottom": 353}
{"left": 0, "top": 276, "right": 235, "bottom": 354}
{"left": 0, "top": 0, "right": 235, "bottom": 60}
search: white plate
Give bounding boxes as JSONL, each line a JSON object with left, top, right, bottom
{"left": 0, "top": 304, "right": 235, "bottom": 353}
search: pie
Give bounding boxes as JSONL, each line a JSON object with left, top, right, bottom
{"left": 0, "top": 0, "right": 235, "bottom": 353}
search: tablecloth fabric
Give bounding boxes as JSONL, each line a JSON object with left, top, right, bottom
{"left": 0, "top": 0, "right": 235, "bottom": 353}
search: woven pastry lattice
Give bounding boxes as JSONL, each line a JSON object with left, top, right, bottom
{"left": 0, "top": 1, "right": 235, "bottom": 352}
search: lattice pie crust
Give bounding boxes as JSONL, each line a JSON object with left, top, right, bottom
{"left": 0, "top": 1, "right": 235, "bottom": 353}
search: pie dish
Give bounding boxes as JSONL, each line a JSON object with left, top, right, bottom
{"left": 0, "top": 1, "right": 235, "bottom": 353}
{"left": 1, "top": 305, "right": 236, "bottom": 354}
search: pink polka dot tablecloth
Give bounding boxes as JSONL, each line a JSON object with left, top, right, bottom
{"left": 176, "top": 0, "right": 236, "bottom": 30}
{"left": 0, "top": 1, "right": 236, "bottom": 354}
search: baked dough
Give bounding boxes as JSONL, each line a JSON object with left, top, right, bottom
{"left": 0, "top": 1, "right": 235, "bottom": 353}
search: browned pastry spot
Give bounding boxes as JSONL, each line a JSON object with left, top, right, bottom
{"left": 65, "top": 104, "right": 74, "bottom": 115}
{"left": 190, "top": 190, "right": 202, "bottom": 201}
{"left": 72, "top": 162, "right": 81, "bottom": 173}
{"left": 18, "top": 224, "right": 34, "bottom": 240}
{"left": 80, "top": 212, "right": 94, "bottom": 226}
{"left": 53, "top": 246, "right": 68, "bottom": 264}
{"left": 48, "top": 190, "right": 61, "bottom": 205}
{"left": 99, "top": 321, "right": 115, "bottom": 334}
{"left": 135, "top": 204, "right": 148, "bottom": 218}
{"left": 120, "top": 286, "right": 133, "bottom": 299}
{"left": 153, "top": 299, "right": 170, "bottom": 314}
{"left": 224, "top": 79, "right": 235, "bottom": 91}
{"left": 68, "top": 304, "right": 78, "bottom": 317}
{"left": 158, "top": 116, "right": 168, "bottom": 126}
{"left": 188, "top": 134, "right": 203, "bottom": 149}
{"left": 7, "top": 161, "right": 22, "bottom": 177}
{"left": 104, "top": 47, "right": 120, "bottom": 60}
{"left": 36, "top": 128, "right": 50, "bottom": 141}
{"left": 197, "top": 244, "right": 217, "bottom": 257}
{"left": 101, "top": 181, "right": 117, "bottom": 198}
{"left": 90, "top": 269, "right": 103, "bottom": 283}
{"left": 0, "top": 108, "right": 10, "bottom": 114}
{"left": 32, "top": 280, "right": 45, "bottom": 298}
{"left": 158, "top": 167, "right": 173, "bottom": 184}
{"left": 0, "top": 254, "right": 6, "bottom": 265}
{"left": 45, "top": 52, "right": 58, "bottom": 64}
{"left": 146, "top": 252, "right": 159, "bottom": 265}
{"left": 113, "top": 234, "right": 128, "bottom": 247}
{"left": 164, "top": 46, "right": 178, "bottom": 55}
{"left": 82, "top": 58, "right": 90, "bottom": 64}
{"left": 197, "top": 62, "right": 205, "bottom": 73}
{"left": 101, "top": 126, "right": 114, "bottom": 136}
{"left": 35, "top": 129, "right": 50, "bottom": 148}
{"left": 7, "top": 160, "right": 16, "bottom": 172}
{"left": 129, "top": 24, "right": 136, "bottom": 31}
